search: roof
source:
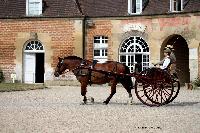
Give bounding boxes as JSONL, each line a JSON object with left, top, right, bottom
{"left": 0, "top": 0, "right": 83, "bottom": 18}
{"left": 0, "top": 0, "right": 200, "bottom": 18}
{"left": 80, "top": 0, "right": 200, "bottom": 17}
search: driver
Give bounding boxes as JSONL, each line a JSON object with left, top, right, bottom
{"left": 155, "top": 48, "right": 171, "bottom": 70}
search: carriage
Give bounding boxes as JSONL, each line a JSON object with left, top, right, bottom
{"left": 133, "top": 67, "right": 180, "bottom": 106}
{"left": 54, "top": 56, "right": 180, "bottom": 107}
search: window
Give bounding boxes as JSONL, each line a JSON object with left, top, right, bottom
{"left": 128, "top": 0, "right": 142, "bottom": 14}
{"left": 26, "top": 0, "right": 42, "bottom": 16}
{"left": 93, "top": 36, "right": 108, "bottom": 63}
{"left": 24, "top": 40, "right": 44, "bottom": 52}
{"left": 170, "top": 0, "right": 183, "bottom": 12}
{"left": 119, "top": 36, "right": 149, "bottom": 73}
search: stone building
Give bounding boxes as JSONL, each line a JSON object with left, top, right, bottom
{"left": 0, "top": 0, "right": 200, "bottom": 85}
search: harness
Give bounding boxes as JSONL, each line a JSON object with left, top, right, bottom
{"left": 88, "top": 60, "right": 98, "bottom": 85}
{"left": 73, "top": 59, "right": 98, "bottom": 85}
{"left": 73, "top": 60, "right": 120, "bottom": 86}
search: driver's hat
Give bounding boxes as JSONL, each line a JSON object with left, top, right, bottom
{"left": 164, "top": 48, "right": 171, "bottom": 53}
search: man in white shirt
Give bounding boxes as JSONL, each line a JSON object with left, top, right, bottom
{"left": 159, "top": 48, "right": 171, "bottom": 70}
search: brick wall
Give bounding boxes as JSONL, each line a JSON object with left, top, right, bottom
{"left": 0, "top": 18, "right": 76, "bottom": 81}
{"left": 86, "top": 20, "right": 113, "bottom": 60}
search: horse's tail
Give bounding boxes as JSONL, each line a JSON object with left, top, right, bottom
{"left": 119, "top": 64, "right": 134, "bottom": 90}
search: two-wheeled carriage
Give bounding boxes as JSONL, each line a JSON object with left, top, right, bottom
{"left": 54, "top": 56, "right": 180, "bottom": 106}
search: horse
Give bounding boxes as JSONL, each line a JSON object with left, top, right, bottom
{"left": 54, "top": 56, "right": 134, "bottom": 104}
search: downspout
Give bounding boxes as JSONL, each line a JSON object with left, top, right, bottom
{"left": 82, "top": 16, "right": 86, "bottom": 59}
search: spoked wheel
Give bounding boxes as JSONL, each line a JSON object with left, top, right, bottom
{"left": 135, "top": 68, "right": 174, "bottom": 106}
{"left": 167, "top": 77, "right": 180, "bottom": 103}
{"left": 135, "top": 82, "right": 160, "bottom": 107}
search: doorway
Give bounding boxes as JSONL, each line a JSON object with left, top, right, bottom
{"left": 23, "top": 40, "right": 45, "bottom": 83}
{"left": 161, "top": 35, "right": 189, "bottom": 85}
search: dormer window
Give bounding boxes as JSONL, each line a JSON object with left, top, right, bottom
{"left": 170, "top": 0, "right": 183, "bottom": 12}
{"left": 128, "top": 0, "right": 143, "bottom": 14}
{"left": 26, "top": 0, "right": 42, "bottom": 16}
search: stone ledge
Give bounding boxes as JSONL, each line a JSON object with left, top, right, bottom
{"left": 45, "top": 80, "right": 80, "bottom": 86}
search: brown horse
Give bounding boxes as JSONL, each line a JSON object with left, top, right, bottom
{"left": 54, "top": 56, "right": 134, "bottom": 104}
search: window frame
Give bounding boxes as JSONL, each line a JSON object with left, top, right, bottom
{"left": 24, "top": 40, "right": 45, "bottom": 53}
{"left": 26, "top": 0, "right": 42, "bottom": 16}
{"left": 119, "top": 36, "right": 150, "bottom": 73}
{"left": 93, "top": 36, "right": 108, "bottom": 63}
{"left": 128, "top": 0, "right": 143, "bottom": 15}
{"left": 170, "top": 0, "right": 183, "bottom": 12}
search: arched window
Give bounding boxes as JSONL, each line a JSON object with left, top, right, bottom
{"left": 119, "top": 36, "right": 149, "bottom": 73}
{"left": 24, "top": 40, "right": 44, "bottom": 52}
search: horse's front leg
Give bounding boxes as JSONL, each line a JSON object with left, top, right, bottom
{"left": 81, "top": 83, "right": 94, "bottom": 104}
{"left": 103, "top": 81, "right": 117, "bottom": 104}
{"left": 81, "top": 83, "right": 88, "bottom": 104}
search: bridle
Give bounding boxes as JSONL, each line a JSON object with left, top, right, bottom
{"left": 55, "top": 58, "right": 68, "bottom": 76}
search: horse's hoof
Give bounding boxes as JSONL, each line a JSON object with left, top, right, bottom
{"left": 127, "top": 101, "right": 134, "bottom": 105}
{"left": 103, "top": 101, "right": 109, "bottom": 105}
{"left": 80, "top": 102, "right": 86, "bottom": 105}
{"left": 127, "top": 97, "right": 134, "bottom": 105}
{"left": 90, "top": 97, "right": 94, "bottom": 103}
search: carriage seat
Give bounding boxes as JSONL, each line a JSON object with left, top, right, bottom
{"left": 168, "top": 63, "right": 179, "bottom": 81}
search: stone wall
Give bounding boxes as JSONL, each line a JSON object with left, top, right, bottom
{"left": 0, "top": 13, "right": 200, "bottom": 83}
{"left": 86, "top": 14, "right": 200, "bottom": 83}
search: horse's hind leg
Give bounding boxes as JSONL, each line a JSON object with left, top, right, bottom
{"left": 103, "top": 81, "right": 117, "bottom": 104}
{"left": 120, "top": 78, "right": 134, "bottom": 104}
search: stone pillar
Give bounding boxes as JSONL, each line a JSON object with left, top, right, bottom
{"left": 189, "top": 48, "right": 198, "bottom": 81}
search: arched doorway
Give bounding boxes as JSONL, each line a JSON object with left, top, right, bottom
{"left": 23, "top": 40, "right": 45, "bottom": 83}
{"left": 161, "top": 34, "right": 189, "bottom": 84}
{"left": 119, "top": 36, "right": 150, "bottom": 73}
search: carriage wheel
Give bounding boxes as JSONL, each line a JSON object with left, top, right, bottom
{"left": 135, "top": 68, "right": 174, "bottom": 106}
{"left": 135, "top": 81, "right": 160, "bottom": 107}
{"left": 167, "top": 78, "right": 180, "bottom": 103}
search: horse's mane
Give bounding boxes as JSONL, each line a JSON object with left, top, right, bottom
{"left": 64, "top": 56, "right": 83, "bottom": 60}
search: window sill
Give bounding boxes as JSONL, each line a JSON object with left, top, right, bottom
{"left": 128, "top": 13, "right": 142, "bottom": 15}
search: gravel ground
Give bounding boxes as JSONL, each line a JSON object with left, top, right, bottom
{"left": 0, "top": 85, "right": 200, "bottom": 133}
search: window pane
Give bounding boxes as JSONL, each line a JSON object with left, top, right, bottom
{"left": 120, "top": 56, "right": 126, "bottom": 62}
{"left": 132, "top": 0, "right": 136, "bottom": 13}
{"left": 105, "top": 49, "right": 107, "bottom": 56}
{"left": 102, "top": 49, "right": 108, "bottom": 56}
{"left": 94, "top": 39, "right": 100, "bottom": 43}
{"left": 94, "top": 50, "right": 100, "bottom": 56}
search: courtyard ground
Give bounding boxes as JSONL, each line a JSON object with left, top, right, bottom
{"left": 0, "top": 85, "right": 200, "bottom": 133}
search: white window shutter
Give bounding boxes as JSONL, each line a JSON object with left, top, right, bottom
{"left": 128, "top": 0, "right": 131, "bottom": 14}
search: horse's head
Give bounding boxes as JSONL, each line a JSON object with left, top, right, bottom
{"left": 54, "top": 57, "right": 69, "bottom": 77}
{"left": 54, "top": 56, "right": 84, "bottom": 77}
